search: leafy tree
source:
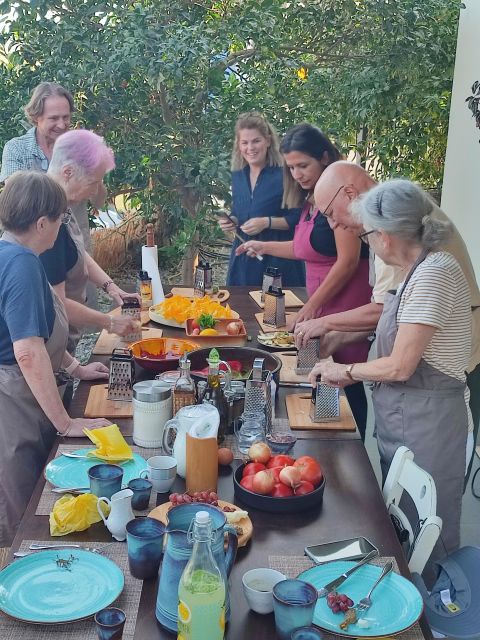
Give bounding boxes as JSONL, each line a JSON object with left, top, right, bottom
{"left": 0, "top": 0, "right": 462, "bottom": 281}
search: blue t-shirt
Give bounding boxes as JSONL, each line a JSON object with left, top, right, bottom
{"left": 227, "top": 165, "right": 305, "bottom": 286}
{"left": 0, "top": 241, "right": 55, "bottom": 364}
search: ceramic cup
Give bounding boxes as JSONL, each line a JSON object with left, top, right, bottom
{"left": 140, "top": 455, "right": 177, "bottom": 493}
{"left": 273, "top": 579, "right": 318, "bottom": 640}
{"left": 88, "top": 464, "right": 124, "bottom": 499}
{"left": 291, "top": 627, "right": 324, "bottom": 640}
{"left": 126, "top": 517, "right": 166, "bottom": 579}
{"left": 127, "top": 477, "right": 153, "bottom": 510}
{"left": 242, "top": 568, "right": 286, "bottom": 614}
{"left": 94, "top": 606, "right": 126, "bottom": 639}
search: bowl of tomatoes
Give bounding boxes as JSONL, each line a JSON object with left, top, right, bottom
{"left": 233, "top": 449, "right": 326, "bottom": 513}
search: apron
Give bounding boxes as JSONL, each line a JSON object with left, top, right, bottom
{"left": 0, "top": 232, "right": 69, "bottom": 546}
{"left": 373, "top": 250, "right": 468, "bottom": 555}
{"left": 64, "top": 215, "right": 89, "bottom": 353}
{"left": 293, "top": 203, "right": 372, "bottom": 364}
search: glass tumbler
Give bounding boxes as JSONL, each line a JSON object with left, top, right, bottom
{"left": 234, "top": 411, "right": 266, "bottom": 453}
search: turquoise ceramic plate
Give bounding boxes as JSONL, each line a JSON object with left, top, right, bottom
{"left": 45, "top": 448, "right": 147, "bottom": 489}
{"left": 0, "top": 549, "right": 124, "bottom": 623}
{"left": 298, "top": 561, "right": 423, "bottom": 638}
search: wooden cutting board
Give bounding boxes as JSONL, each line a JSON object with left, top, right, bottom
{"left": 84, "top": 384, "right": 133, "bottom": 418}
{"left": 286, "top": 394, "right": 356, "bottom": 431}
{"left": 278, "top": 353, "right": 309, "bottom": 384}
{"left": 170, "top": 287, "right": 230, "bottom": 302}
{"left": 93, "top": 326, "right": 164, "bottom": 355}
{"left": 255, "top": 312, "right": 297, "bottom": 333}
{"left": 249, "top": 290, "right": 303, "bottom": 309}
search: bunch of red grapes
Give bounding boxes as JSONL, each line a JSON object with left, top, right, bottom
{"left": 169, "top": 492, "right": 237, "bottom": 513}
{"left": 327, "top": 592, "right": 354, "bottom": 613}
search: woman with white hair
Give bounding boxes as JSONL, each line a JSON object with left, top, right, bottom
{"left": 311, "top": 178, "right": 473, "bottom": 556}
{"left": 41, "top": 129, "right": 139, "bottom": 352}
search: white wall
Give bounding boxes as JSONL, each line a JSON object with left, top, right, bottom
{"left": 442, "top": 0, "right": 480, "bottom": 280}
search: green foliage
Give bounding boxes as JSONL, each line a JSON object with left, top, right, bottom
{"left": 0, "top": 0, "right": 462, "bottom": 267}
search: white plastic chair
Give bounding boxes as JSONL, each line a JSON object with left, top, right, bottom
{"left": 383, "top": 446, "right": 443, "bottom": 574}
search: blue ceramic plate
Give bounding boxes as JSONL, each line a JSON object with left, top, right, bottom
{"left": 298, "top": 561, "right": 423, "bottom": 638}
{"left": 0, "top": 549, "right": 124, "bottom": 623}
{"left": 45, "top": 449, "right": 147, "bottom": 489}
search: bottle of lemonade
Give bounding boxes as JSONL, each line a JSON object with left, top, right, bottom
{"left": 177, "top": 511, "right": 226, "bottom": 640}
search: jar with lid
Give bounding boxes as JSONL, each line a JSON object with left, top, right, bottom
{"left": 132, "top": 380, "right": 172, "bottom": 448}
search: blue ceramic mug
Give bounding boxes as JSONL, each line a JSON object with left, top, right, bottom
{"left": 88, "top": 464, "right": 124, "bottom": 499}
{"left": 128, "top": 477, "right": 153, "bottom": 510}
{"left": 126, "top": 517, "right": 165, "bottom": 579}
{"left": 273, "top": 579, "right": 318, "bottom": 640}
{"left": 94, "top": 607, "right": 126, "bottom": 639}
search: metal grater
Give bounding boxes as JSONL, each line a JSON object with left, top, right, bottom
{"left": 310, "top": 381, "right": 340, "bottom": 422}
{"left": 193, "top": 262, "right": 206, "bottom": 297}
{"left": 121, "top": 297, "right": 142, "bottom": 343}
{"left": 263, "top": 286, "right": 286, "bottom": 328}
{"left": 107, "top": 348, "right": 135, "bottom": 401}
{"left": 244, "top": 358, "right": 273, "bottom": 431}
{"left": 261, "top": 267, "right": 282, "bottom": 302}
{"left": 295, "top": 338, "right": 321, "bottom": 374}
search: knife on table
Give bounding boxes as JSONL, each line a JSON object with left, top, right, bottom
{"left": 316, "top": 549, "right": 379, "bottom": 597}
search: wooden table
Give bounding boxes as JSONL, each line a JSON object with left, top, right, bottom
{"left": 6, "top": 287, "right": 432, "bottom": 639}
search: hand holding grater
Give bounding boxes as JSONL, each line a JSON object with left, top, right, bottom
{"left": 295, "top": 338, "right": 321, "bottom": 375}
{"left": 263, "top": 286, "right": 286, "bottom": 328}
{"left": 310, "top": 379, "right": 340, "bottom": 422}
{"left": 244, "top": 358, "right": 273, "bottom": 431}
{"left": 107, "top": 348, "right": 135, "bottom": 401}
{"left": 120, "top": 297, "right": 142, "bottom": 343}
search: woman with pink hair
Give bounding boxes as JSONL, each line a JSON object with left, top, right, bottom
{"left": 41, "top": 129, "right": 139, "bottom": 353}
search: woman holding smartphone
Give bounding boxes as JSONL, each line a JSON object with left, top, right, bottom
{"left": 219, "top": 112, "right": 305, "bottom": 286}
{"left": 237, "top": 124, "right": 372, "bottom": 439}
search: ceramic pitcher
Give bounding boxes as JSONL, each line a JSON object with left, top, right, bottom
{"left": 155, "top": 503, "right": 238, "bottom": 632}
{"left": 97, "top": 488, "right": 135, "bottom": 542}
{"left": 162, "top": 404, "right": 218, "bottom": 478}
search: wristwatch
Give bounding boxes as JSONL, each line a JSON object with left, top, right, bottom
{"left": 345, "top": 364, "right": 356, "bottom": 381}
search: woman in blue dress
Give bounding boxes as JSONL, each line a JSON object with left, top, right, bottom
{"left": 220, "top": 112, "right": 305, "bottom": 286}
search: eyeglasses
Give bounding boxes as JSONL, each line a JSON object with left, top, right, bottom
{"left": 318, "top": 185, "right": 344, "bottom": 219}
{"left": 359, "top": 229, "right": 377, "bottom": 245}
{"left": 61, "top": 209, "right": 72, "bottom": 225}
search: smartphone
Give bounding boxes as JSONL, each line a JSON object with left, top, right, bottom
{"left": 304, "top": 537, "right": 378, "bottom": 564}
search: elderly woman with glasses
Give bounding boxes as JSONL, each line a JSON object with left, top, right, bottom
{"left": 237, "top": 124, "right": 372, "bottom": 438}
{"left": 41, "top": 129, "right": 139, "bottom": 353}
{"left": 0, "top": 172, "right": 111, "bottom": 546}
{"left": 311, "top": 179, "right": 472, "bottom": 555}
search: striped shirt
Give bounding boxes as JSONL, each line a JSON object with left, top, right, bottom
{"left": 397, "top": 252, "right": 471, "bottom": 383}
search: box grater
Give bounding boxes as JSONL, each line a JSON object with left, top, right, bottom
{"left": 107, "top": 348, "right": 135, "bottom": 401}
{"left": 261, "top": 267, "right": 282, "bottom": 302}
{"left": 263, "top": 286, "right": 286, "bottom": 328}
{"left": 193, "top": 262, "right": 213, "bottom": 297}
{"left": 295, "top": 338, "right": 321, "bottom": 374}
{"left": 121, "top": 297, "right": 142, "bottom": 343}
{"left": 310, "top": 381, "right": 340, "bottom": 422}
{"left": 244, "top": 358, "right": 273, "bottom": 431}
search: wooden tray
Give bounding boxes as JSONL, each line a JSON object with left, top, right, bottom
{"left": 84, "top": 384, "right": 133, "bottom": 418}
{"left": 170, "top": 287, "right": 230, "bottom": 302}
{"left": 249, "top": 290, "right": 303, "bottom": 309}
{"left": 255, "top": 312, "right": 297, "bottom": 333}
{"left": 285, "top": 393, "right": 356, "bottom": 431}
{"left": 149, "top": 500, "right": 252, "bottom": 548}
{"left": 93, "top": 326, "right": 163, "bottom": 355}
{"left": 278, "top": 353, "right": 309, "bottom": 384}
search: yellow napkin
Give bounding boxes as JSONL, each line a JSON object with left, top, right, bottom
{"left": 83, "top": 424, "right": 133, "bottom": 462}
{"left": 49, "top": 494, "right": 109, "bottom": 536}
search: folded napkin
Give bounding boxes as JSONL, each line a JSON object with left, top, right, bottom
{"left": 50, "top": 493, "right": 109, "bottom": 536}
{"left": 83, "top": 423, "right": 133, "bottom": 462}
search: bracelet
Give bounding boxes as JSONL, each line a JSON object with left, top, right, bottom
{"left": 57, "top": 422, "right": 72, "bottom": 437}
{"left": 267, "top": 217, "right": 272, "bottom": 229}
{"left": 64, "top": 357, "right": 80, "bottom": 376}
{"left": 101, "top": 279, "right": 114, "bottom": 293}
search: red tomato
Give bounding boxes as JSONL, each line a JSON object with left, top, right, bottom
{"left": 191, "top": 320, "right": 200, "bottom": 331}
{"left": 294, "top": 480, "right": 315, "bottom": 495}
{"left": 240, "top": 475, "right": 255, "bottom": 492}
{"left": 293, "top": 458, "right": 323, "bottom": 486}
{"left": 269, "top": 466, "right": 283, "bottom": 483}
{"left": 266, "top": 455, "right": 295, "bottom": 469}
{"left": 242, "top": 462, "right": 266, "bottom": 477}
{"left": 270, "top": 483, "right": 294, "bottom": 498}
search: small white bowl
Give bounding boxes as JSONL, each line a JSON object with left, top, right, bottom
{"left": 242, "top": 568, "right": 286, "bottom": 614}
